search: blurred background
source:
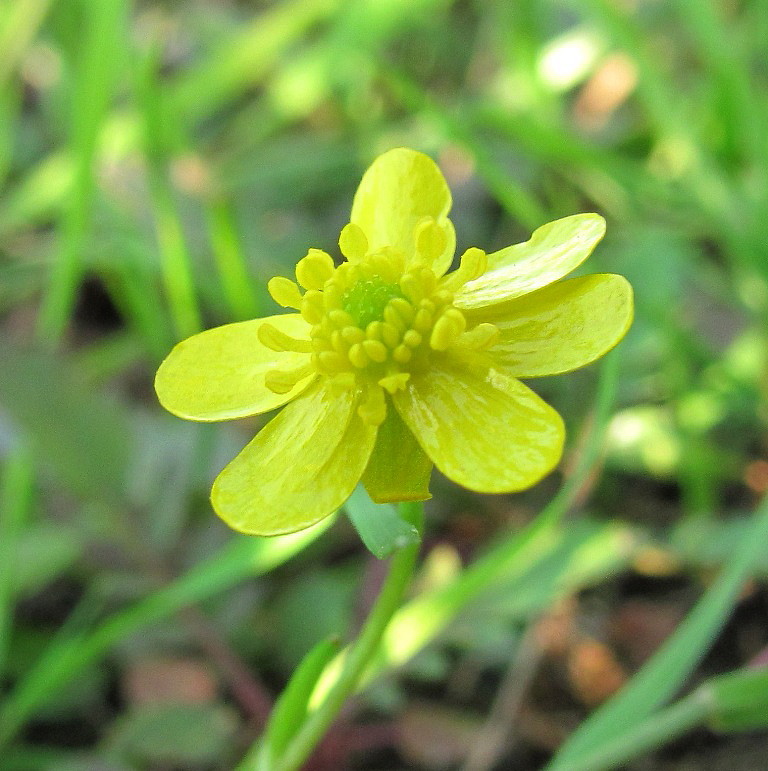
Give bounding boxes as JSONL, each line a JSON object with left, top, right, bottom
{"left": 1, "top": 0, "right": 768, "bottom": 769}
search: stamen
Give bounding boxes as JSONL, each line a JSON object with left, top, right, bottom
{"left": 268, "top": 277, "right": 303, "bottom": 309}
{"left": 318, "top": 350, "right": 347, "bottom": 372}
{"left": 393, "top": 344, "right": 412, "bottom": 363}
{"left": 348, "top": 343, "right": 369, "bottom": 369}
{"left": 323, "top": 283, "right": 343, "bottom": 310}
{"left": 380, "top": 322, "right": 400, "bottom": 348}
{"left": 357, "top": 386, "right": 387, "bottom": 426}
{"left": 441, "top": 247, "right": 487, "bottom": 291}
{"left": 300, "top": 291, "right": 324, "bottom": 324}
{"left": 461, "top": 322, "right": 500, "bottom": 350}
{"left": 365, "top": 321, "right": 383, "bottom": 341}
{"left": 413, "top": 308, "right": 433, "bottom": 332}
{"left": 429, "top": 309, "right": 467, "bottom": 351}
{"left": 400, "top": 272, "right": 424, "bottom": 303}
{"left": 295, "top": 249, "right": 335, "bottom": 290}
{"left": 264, "top": 361, "right": 314, "bottom": 394}
{"left": 414, "top": 218, "right": 447, "bottom": 265}
{"left": 379, "top": 372, "right": 410, "bottom": 394}
{"left": 417, "top": 267, "right": 438, "bottom": 296}
{"left": 341, "top": 326, "right": 365, "bottom": 345}
{"left": 403, "top": 330, "right": 422, "bottom": 348}
{"left": 339, "top": 223, "right": 369, "bottom": 261}
{"left": 257, "top": 322, "right": 313, "bottom": 353}
{"left": 362, "top": 339, "right": 388, "bottom": 363}
{"left": 330, "top": 330, "right": 345, "bottom": 353}
{"left": 384, "top": 300, "right": 411, "bottom": 331}
{"left": 328, "top": 309, "right": 354, "bottom": 328}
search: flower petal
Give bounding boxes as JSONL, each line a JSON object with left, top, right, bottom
{"left": 350, "top": 147, "right": 455, "bottom": 275}
{"left": 362, "top": 404, "right": 433, "bottom": 503}
{"left": 392, "top": 361, "right": 564, "bottom": 493}
{"left": 211, "top": 381, "right": 377, "bottom": 535}
{"left": 155, "top": 314, "right": 314, "bottom": 421}
{"left": 454, "top": 214, "right": 606, "bottom": 309}
{"left": 470, "top": 274, "right": 634, "bottom": 377}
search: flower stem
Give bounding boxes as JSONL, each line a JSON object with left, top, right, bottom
{"left": 271, "top": 500, "right": 423, "bottom": 771}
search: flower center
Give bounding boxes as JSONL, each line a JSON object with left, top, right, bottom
{"left": 341, "top": 276, "right": 404, "bottom": 329}
{"left": 260, "top": 223, "right": 501, "bottom": 426}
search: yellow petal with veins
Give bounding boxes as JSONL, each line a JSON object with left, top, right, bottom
{"left": 393, "top": 360, "right": 564, "bottom": 493}
{"left": 454, "top": 214, "right": 606, "bottom": 309}
{"left": 350, "top": 147, "right": 456, "bottom": 276}
{"left": 471, "top": 274, "right": 634, "bottom": 376}
{"left": 212, "top": 381, "right": 377, "bottom": 535}
{"left": 155, "top": 314, "right": 314, "bottom": 421}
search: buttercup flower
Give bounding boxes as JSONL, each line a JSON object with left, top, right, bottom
{"left": 155, "top": 148, "right": 633, "bottom": 535}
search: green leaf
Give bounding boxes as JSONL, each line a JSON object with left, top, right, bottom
{"left": 13, "top": 523, "right": 83, "bottom": 598}
{"left": 0, "top": 522, "right": 332, "bottom": 749}
{"left": 0, "top": 341, "right": 131, "bottom": 504}
{"left": 707, "top": 669, "right": 768, "bottom": 732}
{"left": 344, "top": 486, "right": 420, "bottom": 559}
{"left": 547, "top": 491, "right": 768, "bottom": 770}
{"left": 107, "top": 703, "right": 238, "bottom": 766}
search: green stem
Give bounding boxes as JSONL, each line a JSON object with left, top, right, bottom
{"left": 269, "top": 501, "right": 424, "bottom": 771}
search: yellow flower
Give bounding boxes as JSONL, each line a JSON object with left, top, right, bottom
{"left": 155, "top": 148, "right": 633, "bottom": 535}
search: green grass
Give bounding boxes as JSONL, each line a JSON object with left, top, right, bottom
{"left": 1, "top": 0, "right": 767, "bottom": 768}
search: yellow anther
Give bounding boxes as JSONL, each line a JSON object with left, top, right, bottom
{"left": 429, "top": 310, "right": 466, "bottom": 351}
{"left": 339, "top": 223, "right": 369, "bottom": 261}
{"left": 380, "top": 322, "right": 400, "bottom": 348}
{"left": 403, "top": 329, "right": 422, "bottom": 348}
{"left": 393, "top": 344, "right": 412, "bottom": 363}
{"left": 300, "top": 291, "right": 324, "bottom": 324}
{"left": 257, "top": 322, "right": 313, "bottom": 353}
{"left": 318, "top": 350, "right": 347, "bottom": 372}
{"left": 295, "top": 249, "right": 335, "bottom": 290}
{"left": 418, "top": 298, "right": 436, "bottom": 314}
{"left": 384, "top": 305, "right": 406, "bottom": 331}
{"left": 379, "top": 372, "right": 410, "bottom": 394}
{"left": 365, "top": 321, "right": 383, "bottom": 341}
{"left": 323, "top": 283, "right": 343, "bottom": 310}
{"left": 462, "top": 322, "right": 500, "bottom": 350}
{"left": 441, "top": 247, "right": 487, "bottom": 291}
{"left": 418, "top": 267, "right": 438, "bottom": 296}
{"left": 341, "top": 326, "right": 365, "bottom": 345}
{"left": 264, "top": 362, "right": 314, "bottom": 394}
{"left": 362, "top": 339, "right": 388, "bottom": 363}
{"left": 348, "top": 343, "right": 369, "bottom": 369}
{"left": 311, "top": 338, "right": 327, "bottom": 352}
{"left": 268, "top": 276, "right": 303, "bottom": 309}
{"left": 429, "top": 316, "right": 457, "bottom": 351}
{"left": 369, "top": 252, "right": 399, "bottom": 281}
{"left": 328, "top": 308, "right": 354, "bottom": 328}
{"left": 444, "top": 307, "right": 467, "bottom": 333}
{"left": 413, "top": 308, "right": 433, "bottom": 332}
{"left": 389, "top": 297, "right": 414, "bottom": 322}
{"left": 399, "top": 273, "right": 423, "bottom": 303}
{"left": 357, "top": 386, "right": 387, "bottom": 426}
{"left": 330, "top": 330, "right": 345, "bottom": 353}
{"left": 414, "top": 218, "right": 448, "bottom": 264}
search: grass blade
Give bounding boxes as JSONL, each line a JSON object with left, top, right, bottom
{"left": 36, "top": 0, "right": 128, "bottom": 343}
{"left": 0, "top": 520, "right": 332, "bottom": 749}
{"left": 547, "top": 491, "right": 768, "bottom": 769}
